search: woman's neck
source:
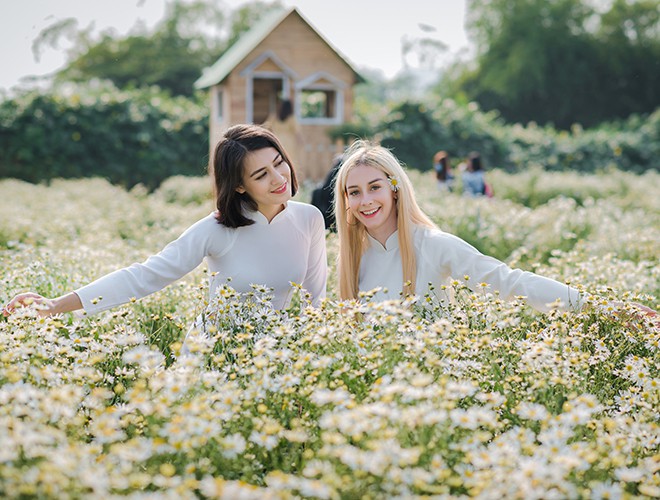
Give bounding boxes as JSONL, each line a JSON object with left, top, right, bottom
{"left": 259, "top": 203, "right": 286, "bottom": 223}
{"left": 368, "top": 225, "right": 397, "bottom": 248}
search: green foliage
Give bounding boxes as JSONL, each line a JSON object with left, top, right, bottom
{"left": 347, "top": 96, "right": 658, "bottom": 173}
{"left": 500, "top": 109, "right": 660, "bottom": 173}
{"left": 449, "top": 0, "right": 660, "bottom": 128}
{"left": 1, "top": 80, "right": 656, "bottom": 191}
{"left": 375, "top": 100, "right": 509, "bottom": 171}
{"left": 0, "top": 83, "right": 209, "bottom": 189}
{"left": 225, "top": 1, "right": 285, "bottom": 48}
{"left": 46, "top": 0, "right": 283, "bottom": 97}
{"left": 377, "top": 102, "right": 445, "bottom": 170}
{"left": 59, "top": 32, "right": 212, "bottom": 97}
{"left": 327, "top": 121, "right": 375, "bottom": 144}
{"left": 428, "top": 100, "right": 510, "bottom": 168}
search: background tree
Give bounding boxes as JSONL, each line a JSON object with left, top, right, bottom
{"left": 441, "top": 0, "right": 659, "bottom": 128}
{"left": 33, "top": 0, "right": 283, "bottom": 97}
{"left": 593, "top": 0, "right": 660, "bottom": 121}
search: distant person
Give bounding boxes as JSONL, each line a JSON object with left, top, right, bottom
{"left": 432, "top": 150, "right": 455, "bottom": 192}
{"left": 3, "top": 124, "right": 327, "bottom": 318}
{"left": 264, "top": 99, "right": 304, "bottom": 176}
{"left": 461, "top": 151, "right": 489, "bottom": 197}
{"left": 311, "top": 154, "right": 343, "bottom": 231}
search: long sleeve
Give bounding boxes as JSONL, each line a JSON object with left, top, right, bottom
{"left": 75, "top": 215, "right": 222, "bottom": 314}
{"left": 426, "top": 230, "right": 583, "bottom": 313}
{"left": 76, "top": 203, "right": 329, "bottom": 314}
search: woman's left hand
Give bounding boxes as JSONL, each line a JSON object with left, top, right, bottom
{"left": 626, "top": 301, "right": 658, "bottom": 327}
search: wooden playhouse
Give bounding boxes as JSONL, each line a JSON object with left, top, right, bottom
{"left": 194, "top": 7, "right": 364, "bottom": 181}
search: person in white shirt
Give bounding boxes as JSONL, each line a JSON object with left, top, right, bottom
{"left": 3, "top": 124, "right": 327, "bottom": 317}
{"left": 333, "top": 140, "right": 657, "bottom": 318}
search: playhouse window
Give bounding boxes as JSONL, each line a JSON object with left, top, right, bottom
{"left": 300, "top": 89, "right": 337, "bottom": 119}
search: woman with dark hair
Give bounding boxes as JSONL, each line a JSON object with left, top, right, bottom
{"left": 461, "top": 151, "right": 487, "bottom": 197}
{"left": 432, "top": 150, "right": 454, "bottom": 192}
{"left": 3, "top": 124, "right": 327, "bottom": 317}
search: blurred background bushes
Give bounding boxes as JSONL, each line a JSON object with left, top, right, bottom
{"left": 333, "top": 99, "right": 659, "bottom": 174}
{"left": 0, "top": 82, "right": 208, "bottom": 189}
{"left": 1, "top": 81, "right": 657, "bottom": 190}
{"left": 1, "top": 0, "right": 658, "bottom": 188}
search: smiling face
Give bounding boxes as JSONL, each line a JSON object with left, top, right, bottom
{"left": 345, "top": 164, "right": 398, "bottom": 245}
{"left": 237, "top": 147, "right": 292, "bottom": 221}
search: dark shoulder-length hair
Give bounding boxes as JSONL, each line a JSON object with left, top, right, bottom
{"left": 433, "top": 150, "right": 450, "bottom": 181}
{"left": 210, "top": 124, "right": 299, "bottom": 228}
{"left": 468, "top": 151, "right": 482, "bottom": 171}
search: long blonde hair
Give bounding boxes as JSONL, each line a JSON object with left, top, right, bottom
{"left": 334, "top": 140, "right": 437, "bottom": 300}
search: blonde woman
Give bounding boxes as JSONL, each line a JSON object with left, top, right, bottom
{"left": 334, "top": 140, "right": 656, "bottom": 317}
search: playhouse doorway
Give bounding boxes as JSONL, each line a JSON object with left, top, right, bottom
{"left": 252, "top": 77, "right": 285, "bottom": 124}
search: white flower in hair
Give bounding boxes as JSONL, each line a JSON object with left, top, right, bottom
{"left": 388, "top": 176, "right": 400, "bottom": 192}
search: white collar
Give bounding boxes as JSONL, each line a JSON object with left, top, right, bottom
{"left": 243, "top": 201, "right": 289, "bottom": 225}
{"left": 366, "top": 230, "right": 399, "bottom": 253}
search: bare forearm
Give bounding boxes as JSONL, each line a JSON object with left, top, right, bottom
{"left": 48, "top": 292, "right": 83, "bottom": 315}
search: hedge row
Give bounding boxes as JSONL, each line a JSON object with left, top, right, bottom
{"left": 1, "top": 83, "right": 657, "bottom": 190}
{"left": 335, "top": 99, "right": 659, "bottom": 173}
{"left": 0, "top": 82, "right": 209, "bottom": 189}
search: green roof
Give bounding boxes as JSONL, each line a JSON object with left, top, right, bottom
{"left": 194, "top": 7, "right": 362, "bottom": 90}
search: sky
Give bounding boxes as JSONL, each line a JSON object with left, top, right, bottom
{"left": 0, "top": 0, "right": 472, "bottom": 93}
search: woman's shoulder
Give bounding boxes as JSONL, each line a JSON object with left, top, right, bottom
{"left": 189, "top": 212, "right": 239, "bottom": 256}
{"left": 286, "top": 201, "right": 325, "bottom": 236}
{"left": 181, "top": 211, "right": 235, "bottom": 239}
{"left": 288, "top": 201, "right": 324, "bottom": 220}
{"left": 414, "top": 225, "right": 473, "bottom": 251}
{"left": 194, "top": 211, "right": 227, "bottom": 228}
{"left": 413, "top": 224, "right": 444, "bottom": 239}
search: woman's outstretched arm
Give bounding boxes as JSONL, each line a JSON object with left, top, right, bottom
{"left": 3, "top": 291, "right": 83, "bottom": 318}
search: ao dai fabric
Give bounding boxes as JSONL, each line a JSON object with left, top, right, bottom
{"left": 75, "top": 201, "right": 327, "bottom": 313}
{"left": 359, "top": 225, "right": 582, "bottom": 313}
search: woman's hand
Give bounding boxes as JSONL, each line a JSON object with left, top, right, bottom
{"left": 3, "top": 292, "right": 52, "bottom": 317}
{"left": 3, "top": 292, "right": 82, "bottom": 318}
{"left": 631, "top": 302, "right": 658, "bottom": 325}
{"left": 608, "top": 301, "right": 659, "bottom": 328}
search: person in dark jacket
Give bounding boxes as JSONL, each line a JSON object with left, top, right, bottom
{"left": 311, "top": 154, "right": 343, "bottom": 231}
